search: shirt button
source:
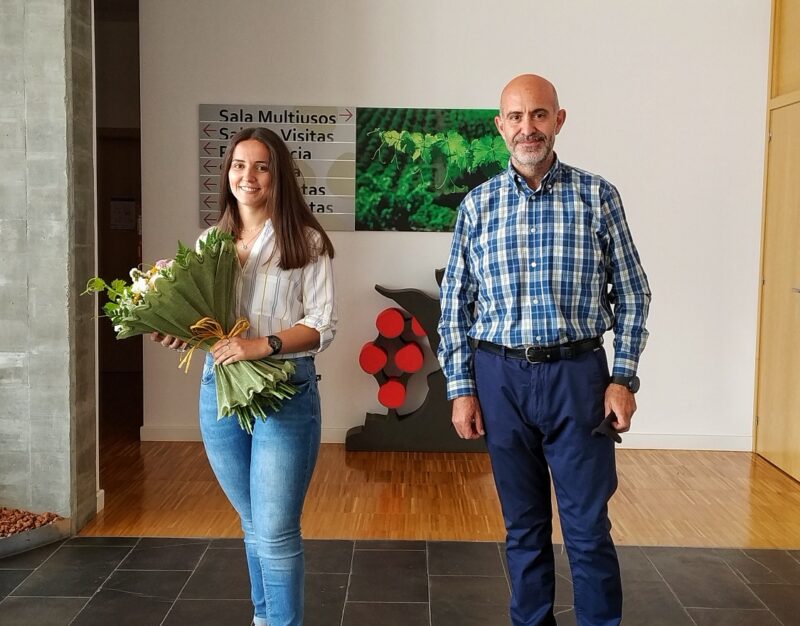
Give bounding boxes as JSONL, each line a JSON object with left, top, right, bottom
{"left": 533, "top": 299, "right": 539, "bottom": 305}
{"left": 530, "top": 227, "right": 536, "bottom": 233}
{"left": 531, "top": 262, "right": 537, "bottom": 268}
{"left": 536, "top": 335, "right": 541, "bottom": 341}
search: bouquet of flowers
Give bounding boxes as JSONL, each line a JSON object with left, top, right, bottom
{"left": 84, "top": 228, "right": 296, "bottom": 433}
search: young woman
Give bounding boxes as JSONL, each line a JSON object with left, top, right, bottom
{"left": 154, "top": 126, "right": 336, "bottom": 625}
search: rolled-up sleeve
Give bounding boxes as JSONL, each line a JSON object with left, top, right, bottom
{"left": 296, "top": 250, "right": 337, "bottom": 353}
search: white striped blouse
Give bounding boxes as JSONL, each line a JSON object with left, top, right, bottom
{"left": 205, "top": 221, "right": 337, "bottom": 358}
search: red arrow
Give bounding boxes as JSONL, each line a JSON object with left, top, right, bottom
{"left": 202, "top": 123, "right": 214, "bottom": 137}
{"left": 203, "top": 214, "right": 216, "bottom": 226}
{"left": 202, "top": 141, "right": 213, "bottom": 155}
{"left": 202, "top": 195, "right": 215, "bottom": 208}
{"left": 202, "top": 160, "right": 217, "bottom": 173}
{"left": 202, "top": 177, "right": 216, "bottom": 191}
{"left": 339, "top": 108, "right": 353, "bottom": 122}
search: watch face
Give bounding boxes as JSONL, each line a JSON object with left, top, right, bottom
{"left": 629, "top": 376, "right": 640, "bottom": 393}
{"left": 268, "top": 335, "right": 282, "bottom": 353}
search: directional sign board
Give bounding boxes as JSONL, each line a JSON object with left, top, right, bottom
{"left": 199, "top": 105, "right": 356, "bottom": 230}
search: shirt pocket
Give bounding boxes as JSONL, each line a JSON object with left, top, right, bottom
{"left": 250, "top": 271, "right": 301, "bottom": 322}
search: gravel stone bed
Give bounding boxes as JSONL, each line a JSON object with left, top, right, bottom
{"left": 0, "top": 507, "right": 62, "bottom": 538}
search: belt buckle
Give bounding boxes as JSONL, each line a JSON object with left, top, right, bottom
{"left": 524, "top": 346, "right": 541, "bottom": 363}
{"left": 561, "top": 345, "right": 575, "bottom": 359}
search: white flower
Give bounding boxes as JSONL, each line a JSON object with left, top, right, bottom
{"left": 131, "top": 277, "right": 149, "bottom": 295}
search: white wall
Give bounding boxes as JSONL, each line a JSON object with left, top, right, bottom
{"left": 139, "top": 0, "right": 771, "bottom": 450}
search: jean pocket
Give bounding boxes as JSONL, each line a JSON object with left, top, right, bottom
{"left": 201, "top": 360, "right": 215, "bottom": 386}
{"left": 288, "top": 371, "right": 319, "bottom": 410}
{"left": 290, "top": 376, "right": 316, "bottom": 395}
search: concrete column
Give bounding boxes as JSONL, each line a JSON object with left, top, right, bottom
{"left": 0, "top": 0, "right": 97, "bottom": 532}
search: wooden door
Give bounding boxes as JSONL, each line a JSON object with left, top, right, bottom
{"left": 755, "top": 101, "right": 800, "bottom": 480}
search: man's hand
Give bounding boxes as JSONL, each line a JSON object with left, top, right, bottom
{"left": 452, "top": 395, "right": 485, "bottom": 439}
{"left": 604, "top": 383, "right": 637, "bottom": 433}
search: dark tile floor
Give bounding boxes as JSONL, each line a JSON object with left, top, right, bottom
{"left": 1, "top": 537, "right": 799, "bottom": 625}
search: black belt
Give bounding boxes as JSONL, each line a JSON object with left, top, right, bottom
{"left": 476, "top": 337, "right": 603, "bottom": 363}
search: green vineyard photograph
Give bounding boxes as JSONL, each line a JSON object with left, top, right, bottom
{"left": 356, "top": 107, "right": 509, "bottom": 231}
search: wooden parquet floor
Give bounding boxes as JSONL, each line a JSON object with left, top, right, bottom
{"left": 79, "top": 437, "right": 800, "bottom": 548}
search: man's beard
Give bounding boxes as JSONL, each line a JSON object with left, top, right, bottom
{"left": 509, "top": 131, "right": 553, "bottom": 167}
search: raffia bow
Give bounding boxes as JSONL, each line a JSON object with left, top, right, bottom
{"left": 179, "top": 316, "right": 250, "bottom": 373}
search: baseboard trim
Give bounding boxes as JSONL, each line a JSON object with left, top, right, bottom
{"left": 140, "top": 425, "right": 752, "bottom": 452}
{"left": 140, "top": 425, "right": 201, "bottom": 441}
{"left": 322, "top": 428, "right": 351, "bottom": 443}
{"left": 618, "top": 433, "right": 752, "bottom": 451}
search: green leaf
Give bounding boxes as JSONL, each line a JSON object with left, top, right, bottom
{"left": 175, "top": 240, "right": 192, "bottom": 265}
{"left": 470, "top": 134, "right": 510, "bottom": 171}
{"left": 492, "top": 135, "right": 510, "bottom": 166}
{"left": 382, "top": 130, "right": 403, "bottom": 150}
{"left": 398, "top": 130, "right": 415, "bottom": 155}
{"left": 470, "top": 135, "right": 495, "bottom": 169}
{"left": 444, "top": 131, "right": 470, "bottom": 169}
{"left": 408, "top": 132, "right": 424, "bottom": 161}
{"left": 412, "top": 133, "right": 438, "bottom": 163}
{"left": 82, "top": 277, "right": 107, "bottom": 295}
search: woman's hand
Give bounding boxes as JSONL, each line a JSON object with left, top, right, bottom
{"left": 150, "top": 332, "right": 188, "bottom": 352}
{"left": 211, "top": 336, "right": 269, "bottom": 365}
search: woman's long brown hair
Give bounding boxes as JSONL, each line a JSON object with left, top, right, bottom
{"left": 216, "top": 127, "right": 334, "bottom": 269}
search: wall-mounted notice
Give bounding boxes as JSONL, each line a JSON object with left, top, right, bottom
{"left": 198, "top": 104, "right": 356, "bottom": 231}
{"left": 109, "top": 197, "right": 137, "bottom": 230}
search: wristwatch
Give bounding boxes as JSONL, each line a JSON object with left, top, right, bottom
{"left": 610, "top": 375, "right": 640, "bottom": 394}
{"left": 266, "top": 335, "right": 282, "bottom": 355}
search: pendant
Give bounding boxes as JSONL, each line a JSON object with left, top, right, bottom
{"left": 241, "top": 243, "right": 248, "bottom": 250}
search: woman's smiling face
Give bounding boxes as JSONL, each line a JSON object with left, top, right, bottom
{"left": 228, "top": 139, "right": 272, "bottom": 212}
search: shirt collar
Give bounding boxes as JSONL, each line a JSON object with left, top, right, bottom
{"left": 504, "top": 154, "right": 562, "bottom": 196}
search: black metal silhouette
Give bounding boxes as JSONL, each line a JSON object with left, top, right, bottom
{"left": 346, "top": 272, "right": 486, "bottom": 452}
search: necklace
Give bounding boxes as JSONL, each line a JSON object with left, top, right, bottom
{"left": 238, "top": 224, "right": 264, "bottom": 250}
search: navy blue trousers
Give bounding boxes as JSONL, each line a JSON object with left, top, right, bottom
{"left": 475, "top": 346, "right": 621, "bottom": 626}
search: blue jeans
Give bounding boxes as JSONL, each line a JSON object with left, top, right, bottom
{"left": 475, "top": 346, "right": 621, "bottom": 626}
{"left": 199, "top": 353, "right": 321, "bottom": 626}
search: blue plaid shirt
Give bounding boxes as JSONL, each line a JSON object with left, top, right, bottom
{"left": 438, "top": 157, "right": 651, "bottom": 400}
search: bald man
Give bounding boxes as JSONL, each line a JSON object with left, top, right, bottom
{"left": 438, "top": 75, "right": 651, "bottom": 625}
